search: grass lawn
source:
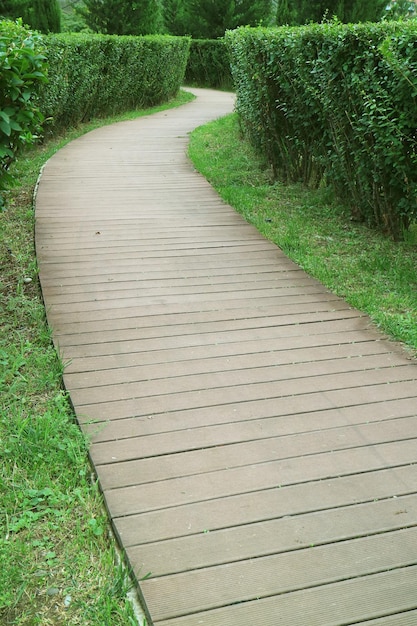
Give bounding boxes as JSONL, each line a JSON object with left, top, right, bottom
{"left": 189, "top": 113, "right": 417, "bottom": 356}
{"left": 0, "top": 89, "right": 194, "bottom": 626}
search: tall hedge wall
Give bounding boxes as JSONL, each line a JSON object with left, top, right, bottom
{"left": 184, "top": 39, "right": 233, "bottom": 89}
{"left": 40, "top": 33, "right": 190, "bottom": 132}
{"left": 226, "top": 23, "right": 417, "bottom": 239}
{"left": 0, "top": 19, "right": 47, "bottom": 207}
{"left": 0, "top": 23, "right": 189, "bottom": 204}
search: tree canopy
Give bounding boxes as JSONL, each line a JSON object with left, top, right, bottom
{"left": 80, "top": 0, "right": 163, "bottom": 35}
{"left": 1, "top": 0, "right": 400, "bottom": 38}
{"left": 163, "top": 0, "right": 273, "bottom": 39}
{"left": 0, "top": 0, "right": 61, "bottom": 32}
{"left": 276, "top": 0, "right": 387, "bottom": 25}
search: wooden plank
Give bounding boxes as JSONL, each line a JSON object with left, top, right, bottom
{"left": 103, "top": 439, "right": 417, "bottom": 517}
{"left": 44, "top": 285, "right": 333, "bottom": 316}
{"left": 58, "top": 318, "right": 374, "bottom": 359}
{"left": 70, "top": 353, "right": 408, "bottom": 406}
{"left": 92, "top": 415, "right": 417, "bottom": 479}
{"left": 113, "top": 464, "right": 417, "bottom": 546}
{"left": 38, "top": 256, "right": 300, "bottom": 279}
{"left": 41, "top": 277, "right": 338, "bottom": 306}
{"left": 38, "top": 266, "right": 305, "bottom": 290}
{"left": 156, "top": 566, "right": 417, "bottom": 625}
{"left": 86, "top": 397, "right": 416, "bottom": 444}
{"left": 52, "top": 299, "right": 357, "bottom": 345}
{"left": 65, "top": 340, "right": 390, "bottom": 389}
{"left": 57, "top": 310, "right": 360, "bottom": 347}
{"left": 141, "top": 528, "right": 417, "bottom": 621}
{"left": 37, "top": 241, "right": 277, "bottom": 262}
{"left": 45, "top": 294, "right": 361, "bottom": 327}
{"left": 64, "top": 332, "right": 380, "bottom": 374}
{"left": 74, "top": 369, "right": 417, "bottom": 420}
{"left": 358, "top": 611, "right": 417, "bottom": 625}
{"left": 75, "top": 380, "right": 417, "bottom": 423}
{"left": 127, "top": 493, "right": 417, "bottom": 576}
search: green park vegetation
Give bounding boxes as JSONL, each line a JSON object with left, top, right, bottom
{"left": 189, "top": 113, "right": 417, "bottom": 354}
{"left": 2, "top": 0, "right": 409, "bottom": 37}
{"left": 1, "top": 1, "right": 417, "bottom": 624}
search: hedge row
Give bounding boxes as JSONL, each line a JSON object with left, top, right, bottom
{"left": 226, "top": 23, "right": 417, "bottom": 239}
{"left": 0, "top": 19, "right": 47, "bottom": 207}
{"left": 0, "top": 22, "right": 190, "bottom": 203}
{"left": 40, "top": 32, "right": 190, "bottom": 133}
{"left": 185, "top": 38, "right": 233, "bottom": 89}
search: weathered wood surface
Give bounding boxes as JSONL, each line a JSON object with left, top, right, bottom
{"left": 35, "top": 88, "right": 417, "bottom": 626}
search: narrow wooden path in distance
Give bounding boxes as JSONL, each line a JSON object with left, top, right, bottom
{"left": 35, "top": 88, "right": 417, "bottom": 626}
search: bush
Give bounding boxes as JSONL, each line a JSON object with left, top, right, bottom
{"left": 226, "top": 23, "right": 417, "bottom": 239}
{"left": 184, "top": 38, "right": 233, "bottom": 89}
{"left": 38, "top": 33, "right": 190, "bottom": 132}
{"left": 0, "top": 19, "right": 47, "bottom": 208}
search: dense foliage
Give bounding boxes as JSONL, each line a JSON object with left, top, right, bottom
{"left": 226, "top": 22, "right": 417, "bottom": 239}
{"left": 0, "top": 25, "right": 189, "bottom": 204}
{"left": 184, "top": 0, "right": 273, "bottom": 38}
{"left": 163, "top": 0, "right": 189, "bottom": 35}
{"left": 275, "top": 0, "right": 387, "bottom": 24}
{"left": 29, "top": 0, "right": 61, "bottom": 33}
{"left": 0, "top": 0, "right": 30, "bottom": 22}
{"left": 185, "top": 39, "right": 233, "bottom": 89}
{"left": 0, "top": 0, "right": 61, "bottom": 33}
{"left": 0, "top": 19, "right": 47, "bottom": 208}
{"left": 77, "top": 0, "right": 273, "bottom": 37}
{"left": 80, "top": 0, "right": 163, "bottom": 35}
{"left": 385, "top": 0, "right": 417, "bottom": 20}
{"left": 40, "top": 33, "right": 190, "bottom": 131}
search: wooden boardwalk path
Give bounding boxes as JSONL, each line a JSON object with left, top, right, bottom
{"left": 35, "top": 88, "right": 417, "bottom": 625}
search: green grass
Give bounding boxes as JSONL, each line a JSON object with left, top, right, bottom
{"left": 188, "top": 113, "right": 417, "bottom": 355}
{"left": 0, "top": 89, "right": 194, "bottom": 626}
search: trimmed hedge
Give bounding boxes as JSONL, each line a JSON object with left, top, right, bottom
{"left": 40, "top": 33, "right": 190, "bottom": 132}
{"left": 226, "top": 23, "right": 417, "bottom": 239}
{"left": 184, "top": 38, "right": 233, "bottom": 89}
{"left": 0, "top": 19, "right": 47, "bottom": 207}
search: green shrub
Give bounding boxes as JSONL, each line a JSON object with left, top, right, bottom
{"left": 0, "top": 19, "right": 47, "bottom": 208}
{"left": 184, "top": 38, "right": 233, "bottom": 89}
{"left": 39, "top": 33, "right": 190, "bottom": 132}
{"left": 226, "top": 23, "right": 417, "bottom": 239}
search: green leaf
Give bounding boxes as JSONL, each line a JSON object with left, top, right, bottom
{"left": 10, "top": 120, "right": 22, "bottom": 132}
{"left": 0, "top": 121, "right": 11, "bottom": 136}
{"left": 0, "top": 146, "right": 14, "bottom": 158}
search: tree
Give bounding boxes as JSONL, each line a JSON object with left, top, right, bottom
{"left": 163, "top": 0, "right": 190, "bottom": 35}
{"left": 384, "top": 0, "right": 417, "bottom": 20}
{"left": 276, "top": 0, "right": 386, "bottom": 25}
{"left": 276, "top": 0, "right": 298, "bottom": 24}
{"left": 30, "top": 0, "right": 61, "bottom": 32}
{"left": 0, "top": 0, "right": 61, "bottom": 32}
{"left": 80, "top": 0, "right": 163, "bottom": 35}
{"left": 346, "top": 0, "right": 388, "bottom": 22}
{"left": 183, "top": 0, "right": 273, "bottom": 39}
{"left": 0, "top": 0, "right": 32, "bottom": 23}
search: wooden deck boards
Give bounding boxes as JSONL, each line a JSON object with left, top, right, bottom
{"left": 35, "top": 88, "right": 417, "bottom": 626}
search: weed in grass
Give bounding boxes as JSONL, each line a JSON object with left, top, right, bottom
{"left": 189, "top": 113, "right": 417, "bottom": 355}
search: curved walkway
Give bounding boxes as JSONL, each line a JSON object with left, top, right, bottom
{"left": 35, "top": 88, "right": 417, "bottom": 626}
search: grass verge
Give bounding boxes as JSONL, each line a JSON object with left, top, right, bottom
{"left": 0, "top": 89, "right": 194, "bottom": 626}
{"left": 188, "top": 113, "right": 417, "bottom": 355}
